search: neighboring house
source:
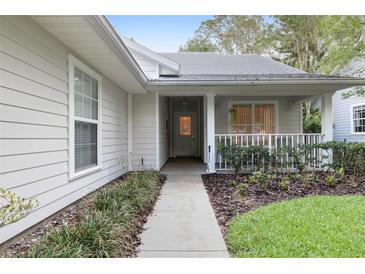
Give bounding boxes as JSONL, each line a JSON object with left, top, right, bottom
{"left": 0, "top": 15, "right": 364, "bottom": 244}
{"left": 332, "top": 58, "right": 365, "bottom": 142}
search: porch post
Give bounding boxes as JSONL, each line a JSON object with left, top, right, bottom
{"left": 206, "top": 94, "right": 216, "bottom": 173}
{"left": 155, "top": 93, "right": 160, "bottom": 170}
{"left": 321, "top": 93, "right": 333, "bottom": 142}
{"left": 128, "top": 93, "right": 133, "bottom": 171}
{"left": 321, "top": 93, "right": 333, "bottom": 165}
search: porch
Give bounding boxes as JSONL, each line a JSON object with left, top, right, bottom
{"left": 156, "top": 93, "right": 333, "bottom": 173}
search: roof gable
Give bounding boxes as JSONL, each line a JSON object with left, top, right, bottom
{"left": 121, "top": 36, "right": 180, "bottom": 78}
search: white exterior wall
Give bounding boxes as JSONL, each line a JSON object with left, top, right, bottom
{"left": 0, "top": 16, "right": 128, "bottom": 243}
{"left": 215, "top": 96, "right": 302, "bottom": 134}
{"left": 333, "top": 90, "right": 365, "bottom": 142}
{"left": 131, "top": 94, "right": 156, "bottom": 170}
{"left": 159, "top": 96, "right": 169, "bottom": 169}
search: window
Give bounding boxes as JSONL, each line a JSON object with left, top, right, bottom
{"left": 230, "top": 102, "right": 276, "bottom": 134}
{"left": 180, "top": 116, "right": 192, "bottom": 136}
{"left": 352, "top": 104, "right": 365, "bottom": 134}
{"left": 69, "top": 55, "right": 102, "bottom": 179}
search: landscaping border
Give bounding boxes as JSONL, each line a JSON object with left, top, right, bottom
{"left": 1, "top": 171, "right": 166, "bottom": 258}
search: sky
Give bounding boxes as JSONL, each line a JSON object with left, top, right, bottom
{"left": 107, "top": 15, "right": 214, "bottom": 52}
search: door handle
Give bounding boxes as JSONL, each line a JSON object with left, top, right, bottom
{"left": 192, "top": 135, "right": 195, "bottom": 142}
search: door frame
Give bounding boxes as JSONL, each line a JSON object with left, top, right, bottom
{"left": 172, "top": 111, "right": 198, "bottom": 157}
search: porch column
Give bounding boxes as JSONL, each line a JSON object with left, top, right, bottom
{"left": 321, "top": 93, "right": 333, "bottom": 166}
{"left": 321, "top": 93, "right": 333, "bottom": 142}
{"left": 155, "top": 93, "right": 160, "bottom": 170}
{"left": 128, "top": 93, "right": 133, "bottom": 171}
{"left": 206, "top": 94, "right": 216, "bottom": 173}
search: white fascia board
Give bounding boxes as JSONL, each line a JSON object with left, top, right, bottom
{"left": 147, "top": 78, "right": 365, "bottom": 87}
{"left": 86, "top": 16, "right": 149, "bottom": 86}
{"left": 121, "top": 36, "right": 180, "bottom": 75}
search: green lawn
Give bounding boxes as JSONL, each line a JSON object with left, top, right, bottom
{"left": 227, "top": 195, "right": 365, "bottom": 258}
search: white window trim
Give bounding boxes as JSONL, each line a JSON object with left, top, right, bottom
{"left": 68, "top": 54, "right": 102, "bottom": 180}
{"left": 350, "top": 102, "right": 365, "bottom": 135}
{"left": 228, "top": 100, "right": 279, "bottom": 134}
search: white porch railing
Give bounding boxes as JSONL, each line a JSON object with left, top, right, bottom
{"left": 215, "top": 133, "right": 324, "bottom": 171}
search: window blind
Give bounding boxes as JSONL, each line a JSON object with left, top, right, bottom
{"left": 231, "top": 103, "right": 275, "bottom": 134}
{"left": 74, "top": 67, "right": 99, "bottom": 172}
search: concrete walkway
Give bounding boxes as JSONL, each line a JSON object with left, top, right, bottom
{"left": 139, "top": 159, "right": 229, "bottom": 258}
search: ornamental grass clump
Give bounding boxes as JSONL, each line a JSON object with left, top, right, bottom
{"left": 19, "top": 171, "right": 163, "bottom": 258}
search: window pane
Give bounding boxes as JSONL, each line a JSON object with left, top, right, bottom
{"left": 353, "top": 105, "right": 365, "bottom": 133}
{"left": 75, "top": 121, "right": 97, "bottom": 172}
{"left": 92, "top": 100, "right": 98, "bottom": 120}
{"left": 74, "top": 69, "right": 83, "bottom": 93}
{"left": 74, "top": 93, "right": 83, "bottom": 117}
{"left": 91, "top": 78, "right": 98, "bottom": 100}
{"left": 74, "top": 67, "right": 98, "bottom": 120}
{"left": 255, "top": 104, "right": 275, "bottom": 134}
{"left": 180, "top": 116, "right": 191, "bottom": 136}
{"left": 232, "top": 104, "right": 252, "bottom": 133}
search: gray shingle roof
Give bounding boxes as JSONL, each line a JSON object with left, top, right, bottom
{"left": 160, "top": 52, "right": 306, "bottom": 75}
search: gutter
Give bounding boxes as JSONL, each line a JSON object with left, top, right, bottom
{"left": 85, "top": 15, "right": 149, "bottom": 89}
{"left": 146, "top": 78, "right": 365, "bottom": 87}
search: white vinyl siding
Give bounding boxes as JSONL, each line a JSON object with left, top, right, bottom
{"left": 159, "top": 96, "right": 169, "bottom": 169}
{"left": 333, "top": 90, "right": 365, "bottom": 142}
{"left": 132, "top": 94, "right": 156, "bottom": 170}
{"left": 0, "top": 16, "right": 128, "bottom": 244}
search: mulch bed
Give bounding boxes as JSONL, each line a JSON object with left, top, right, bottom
{"left": 1, "top": 173, "right": 166, "bottom": 258}
{"left": 202, "top": 173, "right": 365, "bottom": 235}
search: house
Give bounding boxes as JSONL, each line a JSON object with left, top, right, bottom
{"left": 1, "top": 15, "right": 364, "bottom": 244}
{"left": 332, "top": 58, "right": 365, "bottom": 142}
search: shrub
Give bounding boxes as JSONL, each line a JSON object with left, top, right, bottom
{"left": 235, "top": 183, "right": 249, "bottom": 197}
{"left": 335, "top": 167, "right": 345, "bottom": 181}
{"left": 229, "top": 179, "right": 239, "bottom": 188}
{"left": 325, "top": 174, "right": 338, "bottom": 188}
{"left": 302, "top": 172, "right": 319, "bottom": 188}
{"left": 217, "top": 143, "right": 245, "bottom": 174}
{"left": 318, "top": 141, "right": 365, "bottom": 175}
{"left": 0, "top": 188, "right": 38, "bottom": 228}
{"left": 347, "top": 175, "right": 358, "bottom": 188}
{"left": 278, "top": 177, "right": 290, "bottom": 191}
{"left": 268, "top": 172, "right": 278, "bottom": 182}
{"left": 289, "top": 173, "right": 302, "bottom": 181}
{"left": 274, "top": 145, "right": 315, "bottom": 172}
{"left": 217, "top": 143, "right": 271, "bottom": 173}
{"left": 246, "top": 145, "right": 271, "bottom": 172}
{"left": 249, "top": 172, "right": 268, "bottom": 191}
